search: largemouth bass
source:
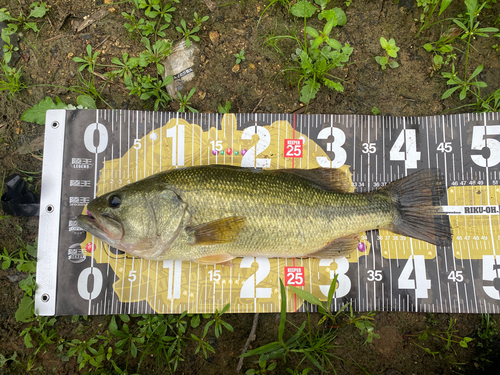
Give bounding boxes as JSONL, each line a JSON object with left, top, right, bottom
{"left": 77, "top": 166, "right": 452, "bottom": 264}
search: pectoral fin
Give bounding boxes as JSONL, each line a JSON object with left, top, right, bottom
{"left": 194, "top": 254, "right": 235, "bottom": 266}
{"left": 186, "top": 216, "right": 246, "bottom": 245}
{"left": 307, "top": 234, "right": 360, "bottom": 258}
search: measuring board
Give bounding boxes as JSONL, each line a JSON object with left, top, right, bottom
{"left": 35, "top": 110, "right": 500, "bottom": 316}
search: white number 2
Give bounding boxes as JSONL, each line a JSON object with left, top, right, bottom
{"left": 390, "top": 129, "right": 421, "bottom": 169}
{"left": 241, "top": 126, "right": 271, "bottom": 168}
{"left": 398, "top": 255, "right": 431, "bottom": 299}
{"left": 240, "top": 257, "right": 272, "bottom": 299}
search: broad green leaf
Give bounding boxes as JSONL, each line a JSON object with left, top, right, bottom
{"left": 221, "top": 303, "right": 230, "bottom": 314}
{"left": 439, "top": 0, "right": 453, "bottom": 15}
{"left": 76, "top": 95, "right": 97, "bottom": 109}
{"left": 3, "top": 51, "right": 11, "bottom": 64}
{"left": 332, "top": 8, "right": 347, "bottom": 26}
{"left": 290, "top": 0, "right": 316, "bottom": 19}
{"left": 19, "top": 275, "right": 36, "bottom": 296}
{"left": 380, "top": 56, "right": 388, "bottom": 65}
{"left": 30, "top": 3, "right": 49, "bottom": 18}
{"left": 15, "top": 296, "right": 34, "bottom": 322}
{"left": 305, "top": 26, "right": 319, "bottom": 38}
{"left": 440, "top": 44, "right": 453, "bottom": 53}
{"left": 326, "top": 37, "right": 342, "bottom": 50}
{"left": 24, "top": 22, "right": 39, "bottom": 32}
{"left": 459, "top": 86, "right": 467, "bottom": 100}
{"left": 21, "top": 97, "right": 68, "bottom": 125}
{"left": 476, "top": 27, "right": 499, "bottom": 33}
{"left": 18, "top": 261, "right": 36, "bottom": 273}
{"left": 311, "top": 36, "right": 324, "bottom": 50}
{"left": 300, "top": 79, "right": 320, "bottom": 104}
{"left": 0, "top": 9, "right": 14, "bottom": 22}
{"left": 389, "top": 61, "right": 399, "bottom": 68}
{"left": 380, "top": 37, "right": 388, "bottom": 49}
{"left": 191, "top": 314, "right": 201, "bottom": 328}
{"left": 469, "top": 64, "right": 483, "bottom": 81}
{"left": 442, "top": 86, "right": 460, "bottom": 99}
{"left": 315, "top": 0, "right": 330, "bottom": 9}
{"left": 24, "top": 332, "right": 33, "bottom": 348}
{"left": 423, "top": 43, "right": 433, "bottom": 52}
{"left": 433, "top": 55, "right": 443, "bottom": 66}
{"left": 2, "top": 259, "right": 11, "bottom": 270}
{"left": 324, "top": 16, "right": 337, "bottom": 36}
{"left": 332, "top": 82, "right": 344, "bottom": 92}
{"left": 453, "top": 19, "right": 468, "bottom": 31}
{"left": 387, "top": 49, "right": 398, "bottom": 58}
{"left": 465, "top": 0, "right": 477, "bottom": 15}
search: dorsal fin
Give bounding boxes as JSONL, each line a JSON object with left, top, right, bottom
{"left": 278, "top": 168, "right": 353, "bottom": 192}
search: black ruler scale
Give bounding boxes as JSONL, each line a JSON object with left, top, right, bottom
{"left": 35, "top": 110, "right": 500, "bottom": 316}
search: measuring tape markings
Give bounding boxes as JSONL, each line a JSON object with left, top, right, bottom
{"left": 56, "top": 110, "right": 498, "bottom": 316}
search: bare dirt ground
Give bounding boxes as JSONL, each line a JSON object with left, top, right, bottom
{"left": 1, "top": 0, "right": 499, "bottom": 374}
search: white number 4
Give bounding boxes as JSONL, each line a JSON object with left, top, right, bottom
{"left": 398, "top": 255, "right": 431, "bottom": 299}
{"left": 367, "top": 270, "right": 382, "bottom": 281}
{"left": 447, "top": 270, "right": 463, "bottom": 282}
{"left": 390, "top": 129, "right": 421, "bottom": 169}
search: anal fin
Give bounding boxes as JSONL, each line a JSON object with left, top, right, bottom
{"left": 186, "top": 216, "right": 246, "bottom": 245}
{"left": 307, "top": 234, "right": 360, "bottom": 258}
{"left": 194, "top": 254, "right": 235, "bottom": 266}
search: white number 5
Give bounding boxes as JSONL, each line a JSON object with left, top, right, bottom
{"left": 471, "top": 125, "right": 500, "bottom": 167}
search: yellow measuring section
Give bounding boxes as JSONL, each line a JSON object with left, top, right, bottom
{"left": 79, "top": 114, "right": 373, "bottom": 313}
{"left": 447, "top": 185, "right": 500, "bottom": 260}
{"left": 379, "top": 232, "right": 438, "bottom": 260}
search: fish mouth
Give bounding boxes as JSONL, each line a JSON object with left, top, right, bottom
{"left": 77, "top": 210, "right": 124, "bottom": 242}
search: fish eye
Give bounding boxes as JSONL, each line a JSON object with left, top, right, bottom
{"left": 108, "top": 195, "right": 121, "bottom": 208}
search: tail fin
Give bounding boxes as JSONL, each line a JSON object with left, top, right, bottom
{"left": 380, "top": 169, "right": 452, "bottom": 246}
